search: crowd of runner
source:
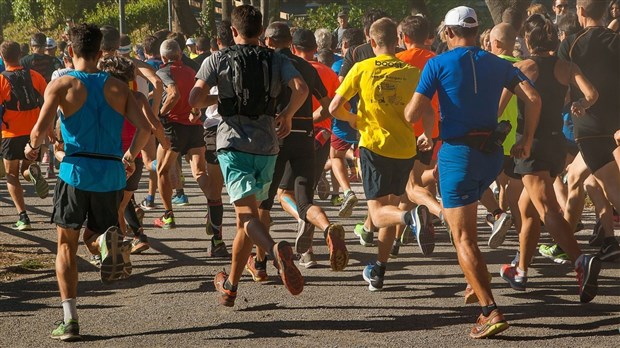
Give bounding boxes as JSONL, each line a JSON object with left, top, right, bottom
{"left": 0, "top": 0, "right": 619, "bottom": 341}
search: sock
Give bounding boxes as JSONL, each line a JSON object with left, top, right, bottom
{"left": 223, "top": 280, "right": 237, "bottom": 292}
{"left": 146, "top": 194, "right": 154, "bottom": 202}
{"left": 62, "top": 298, "right": 78, "bottom": 323}
{"left": 164, "top": 210, "right": 174, "bottom": 218}
{"left": 208, "top": 200, "right": 224, "bottom": 239}
{"left": 516, "top": 267, "right": 526, "bottom": 278}
{"left": 481, "top": 303, "right": 497, "bottom": 317}
{"left": 373, "top": 261, "right": 386, "bottom": 277}
{"left": 150, "top": 160, "right": 157, "bottom": 172}
{"left": 175, "top": 189, "right": 185, "bottom": 196}
{"left": 402, "top": 211, "right": 414, "bottom": 226}
{"left": 492, "top": 208, "right": 504, "bottom": 218}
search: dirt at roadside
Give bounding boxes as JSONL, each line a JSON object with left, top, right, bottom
{"left": 0, "top": 245, "right": 55, "bottom": 282}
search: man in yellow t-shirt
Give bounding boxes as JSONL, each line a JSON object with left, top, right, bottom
{"left": 329, "top": 18, "right": 435, "bottom": 292}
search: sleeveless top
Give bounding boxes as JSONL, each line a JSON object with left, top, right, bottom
{"left": 517, "top": 56, "right": 568, "bottom": 139}
{"left": 59, "top": 70, "right": 126, "bottom": 192}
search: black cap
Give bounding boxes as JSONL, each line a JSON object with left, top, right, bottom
{"left": 264, "top": 22, "right": 292, "bottom": 42}
{"left": 292, "top": 29, "right": 317, "bottom": 51}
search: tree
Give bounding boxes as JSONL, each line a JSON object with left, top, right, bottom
{"left": 222, "top": 0, "right": 233, "bottom": 22}
{"left": 201, "top": 0, "right": 217, "bottom": 38}
{"left": 485, "top": 0, "right": 531, "bottom": 24}
{"left": 410, "top": 0, "right": 429, "bottom": 17}
{"left": 172, "top": 0, "right": 200, "bottom": 34}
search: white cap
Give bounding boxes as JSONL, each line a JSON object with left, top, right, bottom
{"left": 185, "top": 38, "right": 196, "bottom": 46}
{"left": 46, "top": 37, "right": 57, "bottom": 49}
{"left": 444, "top": 6, "right": 479, "bottom": 28}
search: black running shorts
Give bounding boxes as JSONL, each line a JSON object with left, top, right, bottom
{"left": 1, "top": 135, "right": 28, "bottom": 161}
{"left": 360, "top": 147, "right": 415, "bottom": 200}
{"left": 514, "top": 134, "right": 566, "bottom": 178}
{"left": 203, "top": 125, "right": 218, "bottom": 165}
{"left": 125, "top": 157, "right": 144, "bottom": 192}
{"left": 577, "top": 136, "right": 617, "bottom": 174}
{"left": 163, "top": 121, "right": 206, "bottom": 155}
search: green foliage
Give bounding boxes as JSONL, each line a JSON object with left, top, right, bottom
{"left": 84, "top": 0, "right": 167, "bottom": 33}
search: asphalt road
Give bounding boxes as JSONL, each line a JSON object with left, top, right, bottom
{"left": 0, "top": 170, "right": 618, "bottom": 347}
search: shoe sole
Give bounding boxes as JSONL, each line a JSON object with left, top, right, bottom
{"left": 120, "top": 240, "right": 132, "bottom": 278}
{"left": 274, "top": 241, "right": 304, "bottom": 295}
{"left": 415, "top": 205, "right": 435, "bottom": 256}
{"left": 338, "top": 194, "right": 358, "bottom": 218}
{"left": 400, "top": 226, "right": 412, "bottom": 245}
{"left": 100, "top": 227, "right": 125, "bottom": 283}
{"left": 131, "top": 243, "right": 150, "bottom": 254}
{"left": 213, "top": 274, "right": 236, "bottom": 307}
{"left": 299, "top": 260, "right": 318, "bottom": 269}
{"left": 295, "top": 219, "right": 315, "bottom": 254}
{"left": 155, "top": 220, "right": 176, "bottom": 229}
{"left": 539, "top": 248, "right": 571, "bottom": 265}
{"left": 327, "top": 225, "right": 349, "bottom": 271}
{"left": 488, "top": 214, "right": 512, "bottom": 248}
{"left": 140, "top": 205, "right": 155, "bottom": 211}
{"left": 470, "top": 321, "right": 509, "bottom": 339}
{"left": 317, "top": 178, "right": 330, "bottom": 200}
{"left": 29, "top": 164, "right": 49, "bottom": 199}
{"left": 14, "top": 224, "right": 32, "bottom": 231}
{"left": 172, "top": 202, "right": 190, "bottom": 206}
{"left": 51, "top": 333, "right": 83, "bottom": 342}
{"left": 362, "top": 269, "right": 383, "bottom": 292}
{"left": 580, "top": 257, "right": 601, "bottom": 303}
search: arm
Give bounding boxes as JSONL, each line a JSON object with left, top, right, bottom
{"left": 134, "top": 59, "right": 163, "bottom": 116}
{"left": 160, "top": 84, "right": 180, "bottom": 117}
{"left": 135, "top": 92, "right": 170, "bottom": 150}
{"left": 497, "top": 88, "right": 513, "bottom": 117}
{"left": 276, "top": 76, "right": 309, "bottom": 138}
{"left": 26, "top": 80, "right": 63, "bottom": 160}
{"left": 312, "top": 96, "right": 333, "bottom": 123}
{"left": 570, "top": 64, "right": 599, "bottom": 117}
{"left": 328, "top": 93, "right": 357, "bottom": 129}
{"left": 404, "top": 92, "right": 434, "bottom": 152}
{"left": 510, "top": 80, "right": 541, "bottom": 159}
{"left": 122, "top": 87, "right": 152, "bottom": 169}
{"left": 189, "top": 79, "right": 218, "bottom": 108}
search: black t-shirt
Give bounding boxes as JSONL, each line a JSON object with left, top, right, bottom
{"left": 20, "top": 53, "right": 62, "bottom": 82}
{"left": 193, "top": 52, "right": 210, "bottom": 68}
{"left": 339, "top": 43, "right": 404, "bottom": 78}
{"left": 275, "top": 48, "right": 328, "bottom": 132}
{"left": 182, "top": 54, "right": 200, "bottom": 72}
{"left": 558, "top": 27, "right": 620, "bottom": 137}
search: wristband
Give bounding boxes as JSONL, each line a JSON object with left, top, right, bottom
{"left": 27, "top": 141, "right": 41, "bottom": 151}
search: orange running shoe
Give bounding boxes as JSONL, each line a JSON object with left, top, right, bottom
{"left": 213, "top": 271, "right": 236, "bottom": 307}
{"left": 273, "top": 241, "right": 304, "bottom": 295}
{"left": 469, "top": 309, "right": 509, "bottom": 339}
{"left": 326, "top": 224, "right": 349, "bottom": 271}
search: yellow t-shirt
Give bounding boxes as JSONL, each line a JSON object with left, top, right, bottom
{"left": 498, "top": 55, "right": 521, "bottom": 156}
{"left": 336, "top": 54, "right": 419, "bottom": 159}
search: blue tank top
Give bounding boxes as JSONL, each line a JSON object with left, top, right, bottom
{"left": 59, "top": 70, "right": 126, "bottom": 192}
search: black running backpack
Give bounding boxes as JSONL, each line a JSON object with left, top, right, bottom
{"left": 218, "top": 45, "right": 278, "bottom": 117}
{"left": 1, "top": 69, "right": 42, "bottom": 112}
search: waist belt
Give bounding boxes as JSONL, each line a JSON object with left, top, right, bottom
{"left": 446, "top": 131, "right": 492, "bottom": 148}
{"left": 67, "top": 153, "right": 122, "bottom": 162}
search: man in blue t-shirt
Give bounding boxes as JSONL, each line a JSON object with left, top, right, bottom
{"left": 406, "top": 6, "right": 541, "bottom": 339}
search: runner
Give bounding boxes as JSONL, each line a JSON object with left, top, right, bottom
{"left": 20, "top": 32, "right": 62, "bottom": 82}
{"left": 188, "top": 5, "right": 308, "bottom": 306}
{"left": 0, "top": 40, "right": 49, "bottom": 231}
{"left": 499, "top": 15, "right": 602, "bottom": 302}
{"left": 25, "top": 23, "right": 151, "bottom": 341}
{"left": 330, "top": 18, "right": 434, "bottom": 291}
{"left": 407, "top": 6, "right": 541, "bottom": 338}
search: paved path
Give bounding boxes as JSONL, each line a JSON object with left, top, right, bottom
{"left": 0, "top": 171, "right": 618, "bottom": 347}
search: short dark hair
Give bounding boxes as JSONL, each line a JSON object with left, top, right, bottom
{"left": 524, "top": 14, "right": 560, "bottom": 53}
{"left": 195, "top": 37, "right": 209, "bottom": 51}
{"left": 167, "top": 32, "right": 186, "bottom": 51}
{"left": 210, "top": 38, "right": 219, "bottom": 50}
{"left": 363, "top": 9, "right": 389, "bottom": 34}
{"left": 30, "top": 33, "right": 46, "bottom": 47}
{"left": 401, "top": 15, "right": 430, "bottom": 45}
{"left": 217, "top": 20, "right": 234, "bottom": 47}
{"left": 143, "top": 35, "right": 160, "bottom": 56}
{"left": 153, "top": 29, "right": 171, "bottom": 43}
{"left": 448, "top": 17, "right": 478, "bottom": 38}
{"left": 317, "top": 49, "right": 335, "bottom": 66}
{"left": 100, "top": 25, "right": 120, "bottom": 51}
{"left": 0, "top": 41, "right": 22, "bottom": 64}
{"left": 577, "top": 0, "right": 608, "bottom": 20}
{"left": 342, "top": 28, "right": 365, "bottom": 48}
{"left": 98, "top": 56, "right": 136, "bottom": 83}
{"left": 557, "top": 11, "right": 581, "bottom": 37}
{"left": 70, "top": 23, "right": 103, "bottom": 61}
{"left": 502, "top": 8, "right": 525, "bottom": 31}
{"left": 231, "top": 5, "right": 263, "bottom": 39}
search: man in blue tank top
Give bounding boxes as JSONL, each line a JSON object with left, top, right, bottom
{"left": 25, "top": 24, "right": 151, "bottom": 342}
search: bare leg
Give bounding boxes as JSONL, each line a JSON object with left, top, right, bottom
{"left": 591, "top": 161, "right": 620, "bottom": 238}
{"left": 517, "top": 189, "right": 541, "bottom": 272}
{"left": 56, "top": 227, "right": 81, "bottom": 300}
{"left": 563, "top": 152, "right": 589, "bottom": 231}
{"left": 156, "top": 146, "right": 179, "bottom": 212}
{"left": 4, "top": 159, "right": 27, "bottom": 214}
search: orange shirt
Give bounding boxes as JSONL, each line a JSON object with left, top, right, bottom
{"left": 309, "top": 61, "right": 340, "bottom": 131}
{"left": 396, "top": 48, "right": 440, "bottom": 138}
{"left": 0, "top": 66, "right": 47, "bottom": 138}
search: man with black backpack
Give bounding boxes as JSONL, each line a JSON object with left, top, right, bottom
{"left": 189, "top": 5, "right": 308, "bottom": 306}
{"left": 0, "top": 40, "right": 49, "bottom": 231}
{"left": 20, "top": 33, "right": 63, "bottom": 83}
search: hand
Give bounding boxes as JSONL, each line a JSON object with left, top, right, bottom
{"left": 24, "top": 143, "right": 40, "bottom": 161}
{"left": 417, "top": 133, "right": 433, "bottom": 152}
{"left": 122, "top": 152, "right": 136, "bottom": 178}
{"left": 510, "top": 139, "right": 531, "bottom": 159}
{"left": 189, "top": 108, "right": 201, "bottom": 124}
{"left": 615, "top": 129, "right": 620, "bottom": 146}
{"left": 571, "top": 99, "right": 587, "bottom": 117}
{"left": 275, "top": 114, "right": 292, "bottom": 139}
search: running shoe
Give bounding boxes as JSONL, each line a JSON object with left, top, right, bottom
{"left": 485, "top": 213, "right": 494, "bottom": 228}
{"left": 28, "top": 163, "right": 49, "bottom": 199}
{"left": 89, "top": 254, "right": 102, "bottom": 267}
{"left": 273, "top": 241, "right": 304, "bottom": 295}
{"left": 469, "top": 309, "right": 509, "bottom": 339}
{"left": 154, "top": 212, "right": 176, "bottom": 229}
{"left": 488, "top": 212, "right": 512, "bottom": 248}
{"left": 330, "top": 195, "right": 343, "bottom": 206}
{"left": 362, "top": 264, "right": 384, "bottom": 291}
{"left": 135, "top": 206, "right": 145, "bottom": 225}
{"left": 598, "top": 238, "right": 620, "bottom": 262}
{"left": 295, "top": 219, "right": 315, "bottom": 254}
{"left": 409, "top": 205, "right": 435, "bottom": 256}
{"left": 140, "top": 197, "right": 155, "bottom": 211}
{"left": 130, "top": 233, "right": 150, "bottom": 254}
{"left": 326, "top": 224, "right": 348, "bottom": 271}
{"left": 214, "top": 271, "right": 236, "bottom": 307}
{"left": 588, "top": 219, "right": 605, "bottom": 247}
{"left": 353, "top": 222, "right": 374, "bottom": 247}
{"left": 316, "top": 173, "right": 330, "bottom": 200}
{"left": 338, "top": 191, "right": 358, "bottom": 218}
{"left": 171, "top": 194, "right": 189, "bottom": 206}
{"left": 390, "top": 242, "right": 400, "bottom": 258}
{"left": 208, "top": 239, "right": 230, "bottom": 258}
{"left": 50, "top": 320, "right": 81, "bottom": 342}
{"left": 204, "top": 213, "right": 213, "bottom": 235}
{"left": 99, "top": 226, "right": 128, "bottom": 283}
{"left": 539, "top": 244, "right": 570, "bottom": 265}
{"left": 245, "top": 253, "right": 267, "bottom": 282}
{"left": 13, "top": 215, "right": 31, "bottom": 231}
{"left": 500, "top": 264, "right": 527, "bottom": 291}
{"left": 510, "top": 251, "right": 520, "bottom": 267}
{"left": 119, "top": 239, "right": 132, "bottom": 279}
{"left": 400, "top": 225, "right": 413, "bottom": 245}
{"left": 576, "top": 254, "right": 601, "bottom": 303}
{"left": 298, "top": 251, "right": 318, "bottom": 269}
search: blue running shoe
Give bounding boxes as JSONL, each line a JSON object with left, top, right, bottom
{"left": 362, "top": 264, "right": 384, "bottom": 291}
{"left": 409, "top": 205, "right": 435, "bottom": 256}
{"left": 171, "top": 194, "right": 189, "bottom": 206}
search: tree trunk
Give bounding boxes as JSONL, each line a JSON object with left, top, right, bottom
{"left": 222, "top": 0, "right": 233, "bottom": 22}
{"left": 485, "top": 0, "right": 532, "bottom": 24}
{"left": 269, "top": 0, "right": 280, "bottom": 23}
{"left": 172, "top": 0, "right": 200, "bottom": 35}
{"left": 202, "top": 0, "right": 216, "bottom": 38}
{"left": 260, "top": 0, "right": 269, "bottom": 27}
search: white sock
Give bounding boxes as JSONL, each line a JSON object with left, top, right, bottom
{"left": 62, "top": 298, "right": 78, "bottom": 323}
{"left": 516, "top": 267, "right": 526, "bottom": 278}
